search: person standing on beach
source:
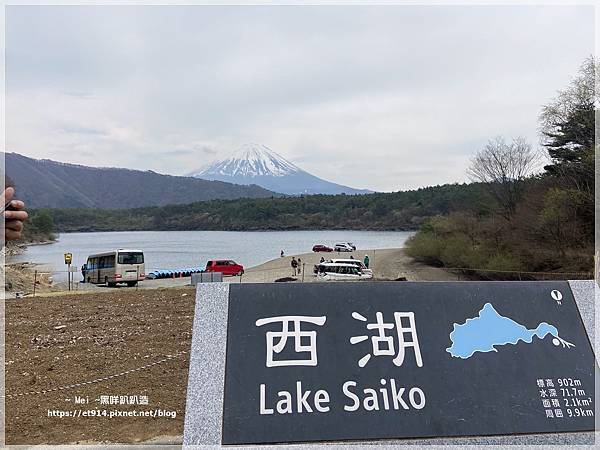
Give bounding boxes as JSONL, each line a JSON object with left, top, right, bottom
{"left": 280, "top": 250, "right": 285, "bottom": 257}
{"left": 363, "top": 254, "right": 370, "bottom": 269}
{"left": 291, "top": 257, "right": 298, "bottom": 276}
{"left": 297, "top": 258, "right": 302, "bottom": 275}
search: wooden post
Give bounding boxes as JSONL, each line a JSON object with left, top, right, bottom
{"left": 302, "top": 263, "right": 305, "bottom": 282}
{"left": 33, "top": 270, "right": 37, "bottom": 297}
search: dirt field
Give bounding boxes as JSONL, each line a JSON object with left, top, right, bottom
{"left": 5, "top": 287, "right": 195, "bottom": 445}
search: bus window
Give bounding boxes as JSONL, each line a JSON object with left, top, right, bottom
{"left": 118, "top": 252, "right": 144, "bottom": 265}
{"left": 99, "top": 255, "right": 115, "bottom": 269}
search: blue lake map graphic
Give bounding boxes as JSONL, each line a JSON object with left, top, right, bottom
{"left": 446, "top": 303, "right": 574, "bottom": 359}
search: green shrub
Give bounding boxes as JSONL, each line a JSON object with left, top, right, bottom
{"left": 405, "top": 231, "right": 444, "bottom": 265}
{"left": 439, "top": 235, "right": 487, "bottom": 269}
{"left": 485, "top": 253, "right": 522, "bottom": 273}
{"left": 439, "top": 235, "right": 472, "bottom": 267}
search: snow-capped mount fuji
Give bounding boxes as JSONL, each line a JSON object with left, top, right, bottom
{"left": 190, "top": 144, "right": 372, "bottom": 195}
{"left": 201, "top": 144, "right": 300, "bottom": 178}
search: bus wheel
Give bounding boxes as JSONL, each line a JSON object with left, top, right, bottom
{"left": 127, "top": 281, "right": 137, "bottom": 287}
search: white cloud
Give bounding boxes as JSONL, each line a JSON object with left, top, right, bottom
{"left": 5, "top": 4, "right": 594, "bottom": 191}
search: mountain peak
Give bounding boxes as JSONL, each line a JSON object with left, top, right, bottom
{"left": 191, "top": 143, "right": 373, "bottom": 196}
{"left": 199, "top": 143, "right": 300, "bottom": 178}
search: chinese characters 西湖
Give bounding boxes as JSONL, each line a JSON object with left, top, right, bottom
{"left": 255, "top": 315, "right": 326, "bottom": 367}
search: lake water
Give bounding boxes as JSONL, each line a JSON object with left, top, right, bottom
{"left": 14, "top": 230, "right": 414, "bottom": 281}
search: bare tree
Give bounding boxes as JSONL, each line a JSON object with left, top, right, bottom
{"left": 467, "top": 136, "right": 539, "bottom": 219}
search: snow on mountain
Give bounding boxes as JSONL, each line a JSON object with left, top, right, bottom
{"left": 199, "top": 143, "right": 300, "bottom": 178}
{"left": 190, "top": 143, "right": 372, "bottom": 196}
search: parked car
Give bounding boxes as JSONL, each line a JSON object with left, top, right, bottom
{"left": 315, "top": 262, "right": 371, "bottom": 280}
{"left": 205, "top": 260, "right": 244, "bottom": 276}
{"left": 334, "top": 243, "right": 354, "bottom": 252}
{"left": 312, "top": 244, "right": 333, "bottom": 252}
{"left": 331, "top": 259, "right": 373, "bottom": 277}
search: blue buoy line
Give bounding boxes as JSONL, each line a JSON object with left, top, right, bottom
{"left": 145, "top": 267, "right": 205, "bottom": 279}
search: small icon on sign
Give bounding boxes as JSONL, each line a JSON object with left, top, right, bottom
{"left": 551, "top": 290, "right": 563, "bottom": 301}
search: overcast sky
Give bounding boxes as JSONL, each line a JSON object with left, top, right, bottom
{"left": 5, "top": 5, "right": 594, "bottom": 192}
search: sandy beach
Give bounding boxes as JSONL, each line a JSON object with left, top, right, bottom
{"left": 12, "top": 247, "right": 455, "bottom": 296}
{"left": 242, "top": 247, "right": 457, "bottom": 283}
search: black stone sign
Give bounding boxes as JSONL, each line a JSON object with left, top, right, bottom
{"left": 222, "top": 282, "right": 597, "bottom": 445}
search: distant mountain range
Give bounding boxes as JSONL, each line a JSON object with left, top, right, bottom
{"left": 4, "top": 152, "right": 276, "bottom": 209}
{"left": 190, "top": 143, "right": 372, "bottom": 195}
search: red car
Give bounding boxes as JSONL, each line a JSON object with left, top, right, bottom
{"left": 205, "top": 260, "right": 244, "bottom": 276}
{"left": 312, "top": 244, "right": 333, "bottom": 252}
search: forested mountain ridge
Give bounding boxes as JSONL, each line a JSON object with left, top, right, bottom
{"left": 5, "top": 152, "right": 278, "bottom": 209}
{"left": 45, "top": 182, "right": 493, "bottom": 232}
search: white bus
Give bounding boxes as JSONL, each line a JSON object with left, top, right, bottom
{"left": 84, "top": 249, "right": 145, "bottom": 287}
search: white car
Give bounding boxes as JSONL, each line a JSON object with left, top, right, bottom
{"left": 315, "top": 262, "right": 372, "bottom": 281}
{"left": 331, "top": 259, "right": 373, "bottom": 277}
{"left": 334, "top": 243, "right": 354, "bottom": 252}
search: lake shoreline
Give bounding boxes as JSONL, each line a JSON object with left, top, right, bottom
{"left": 49, "top": 226, "right": 420, "bottom": 234}
{"left": 12, "top": 230, "right": 416, "bottom": 284}
{"left": 12, "top": 247, "right": 456, "bottom": 297}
